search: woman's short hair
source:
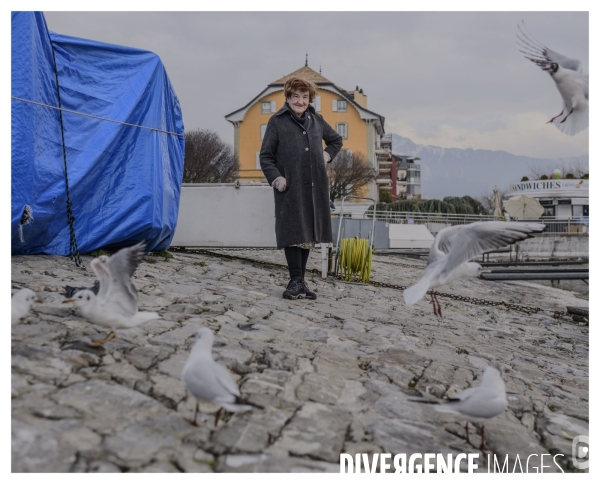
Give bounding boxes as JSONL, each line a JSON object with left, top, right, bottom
{"left": 284, "top": 77, "right": 317, "bottom": 103}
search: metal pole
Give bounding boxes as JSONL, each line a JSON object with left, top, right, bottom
{"left": 321, "top": 243, "right": 328, "bottom": 279}
{"left": 334, "top": 195, "right": 347, "bottom": 275}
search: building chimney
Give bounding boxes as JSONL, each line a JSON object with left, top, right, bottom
{"left": 352, "top": 88, "right": 367, "bottom": 108}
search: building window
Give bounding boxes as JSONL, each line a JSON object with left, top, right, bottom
{"left": 261, "top": 101, "right": 276, "bottom": 114}
{"left": 311, "top": 95, "right": 321, "bottom": 112}
{"left": 332, "top": 99, "right": 347, "bottom": 112}
{"left": 260, "top": 124, "right": 267, "bottom": 141}
{"left": 336, "top": 123, "right": 348, "bottom": 139}
{"left": 542, "top": 206, "right": 555, "bottom": 217}
{"left": 256, "top": 152, "right": 261, "bottom": 170}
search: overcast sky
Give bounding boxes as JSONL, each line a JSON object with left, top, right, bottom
{"left": 43, "top": 10, "right": 589, "bottom": 160}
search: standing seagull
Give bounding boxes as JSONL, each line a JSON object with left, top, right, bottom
{"left": 517, "top": 22, "right": 588, "bottom": 136}
{"left": 64, "top": 241, "right": 160, "bottom": 346}
{"left": 403, "top": 221, "right": 546, "bottom": 316}
{"left": 11, "top": 288, "right": 42, "bottom": 325}
{"left": 181, "top": 326, "right": 262, "bottom": 427}
{"left": 414, "top": 363, "right": 509, "bottom": 450}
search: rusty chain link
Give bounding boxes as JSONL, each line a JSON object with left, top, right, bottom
{"left": 366, "top": 279, "right": 556, "bottom": 316}
{"left": 173, "top": 247, "right": 570, "bottom": 319}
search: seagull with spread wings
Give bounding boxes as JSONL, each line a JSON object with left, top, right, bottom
{"left": 403, "top": 221, "right": 546, "bottom": 317}
{"left": 517, "top": 21, "right": 588, "bottom": 136}
{"left": 64, "top": 241, "right": 160, "bottom": 346}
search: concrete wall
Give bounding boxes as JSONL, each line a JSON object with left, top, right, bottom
{"left": 388, "top": 224, "right": 435, "bottom": 249}
{"left": 170, "top": 184, "right": 277, "bottom": 248}
{"left": 516, "top": 234, "right": 589, "bottom": 259}
{"left": 170, "top": 186, "right": 587, "bottom": 258}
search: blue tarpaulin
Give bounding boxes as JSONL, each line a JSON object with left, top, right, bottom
{"left": 11, "top": 11, "right": 185, "bottom": 256}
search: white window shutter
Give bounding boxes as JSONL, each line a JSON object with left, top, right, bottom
{"left": 256, "top": 152, "right": 261, "bottom": 169}
{"left": 316, "top": 96, "right": 321, "bottom": 112}
{"left": 271, "top": 101, "right": 276, "bottom": 112}
{"left": 260, "top": 124, "right": 267, "bottom": 140}
{"left": 332, "top": 99, "right": 338, "bottom": 112}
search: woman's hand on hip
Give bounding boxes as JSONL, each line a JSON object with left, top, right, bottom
{"left": 323, "top": 151, "right": 331, "bottom": 163}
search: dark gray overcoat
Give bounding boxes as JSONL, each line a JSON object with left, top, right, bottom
{"left": 260, "top": 103, "right": 343, "bottom": 249}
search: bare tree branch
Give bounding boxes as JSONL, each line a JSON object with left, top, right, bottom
{"left": 559, "top": 159, "right": 588, "bottom": 178}
{"left": 526, "top": 162, "right": 549, "bottom": 180}
{"left": 527, "top": 159, "right": 589, "bottom": 180}
{"left": 478, "top": 186, "right": 508, "bottom": 215}
{"left": 183, "top": 129, "right": 239, "bottom": 183}
{"left": 327, "top": 150, "right": 377, "bottom": 202}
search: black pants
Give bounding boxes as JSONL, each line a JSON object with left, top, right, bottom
{"left": 284, "top": 246, "right": 310, "bottom": 281}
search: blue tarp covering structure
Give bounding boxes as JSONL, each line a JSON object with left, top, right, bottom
{"left": 11, "top": 12, "right": 185, "bottom": 256}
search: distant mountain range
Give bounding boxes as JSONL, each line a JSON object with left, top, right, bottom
{"left": 389, "top": 134, "right": 589, "bottom": 200}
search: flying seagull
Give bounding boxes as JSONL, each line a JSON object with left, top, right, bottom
{"left": 63, "top": 241, "right": 160, "bottom": 345}
{"left": 413, "top": 363, "right": 509, "bottom": 450}
{"left": 517, "top": 21, "right": 588, "bottom": 136}
{"left": 403, "top": 221, "right": 546, "bottom": 316}
{"left": 12, "top": 288, "right": 42, "bottom": 325}
{"left": 181, "top": 326, "right": 262, "bottom": 427}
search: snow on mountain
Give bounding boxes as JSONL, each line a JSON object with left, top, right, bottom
{"left": 389, "top": 134, "right": 589, "bottom": 200}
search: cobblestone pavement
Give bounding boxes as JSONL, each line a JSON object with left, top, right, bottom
{"left": 11, "top": 249, "right": 589, "bottom": 472}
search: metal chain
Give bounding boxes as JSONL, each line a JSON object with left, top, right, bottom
{"left": 175, "top": 247, "right": 569, "bottom": 319}
{"left": 372, "top": 259, "right": 426, "bottom": 269}
{"left": 366, "top": 279, "right": 558, "bottom": 316}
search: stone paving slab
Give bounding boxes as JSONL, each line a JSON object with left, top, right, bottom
{"left": 11, "top": 250, "right": 589, "bottom": 472}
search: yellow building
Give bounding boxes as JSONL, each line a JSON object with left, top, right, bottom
{"left": 224, "top": 65, "right": 385, "bottom": 200}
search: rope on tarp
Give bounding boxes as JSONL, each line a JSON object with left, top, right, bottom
{"left": 11, "top": 96, "right": 184, "bottom": 137}
{"left": 47, "top": 42, "right": 83, "bottom": 268}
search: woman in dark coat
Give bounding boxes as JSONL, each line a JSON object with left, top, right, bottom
{"left": 260, "top": 76, "right": 343, "bottom": 300}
